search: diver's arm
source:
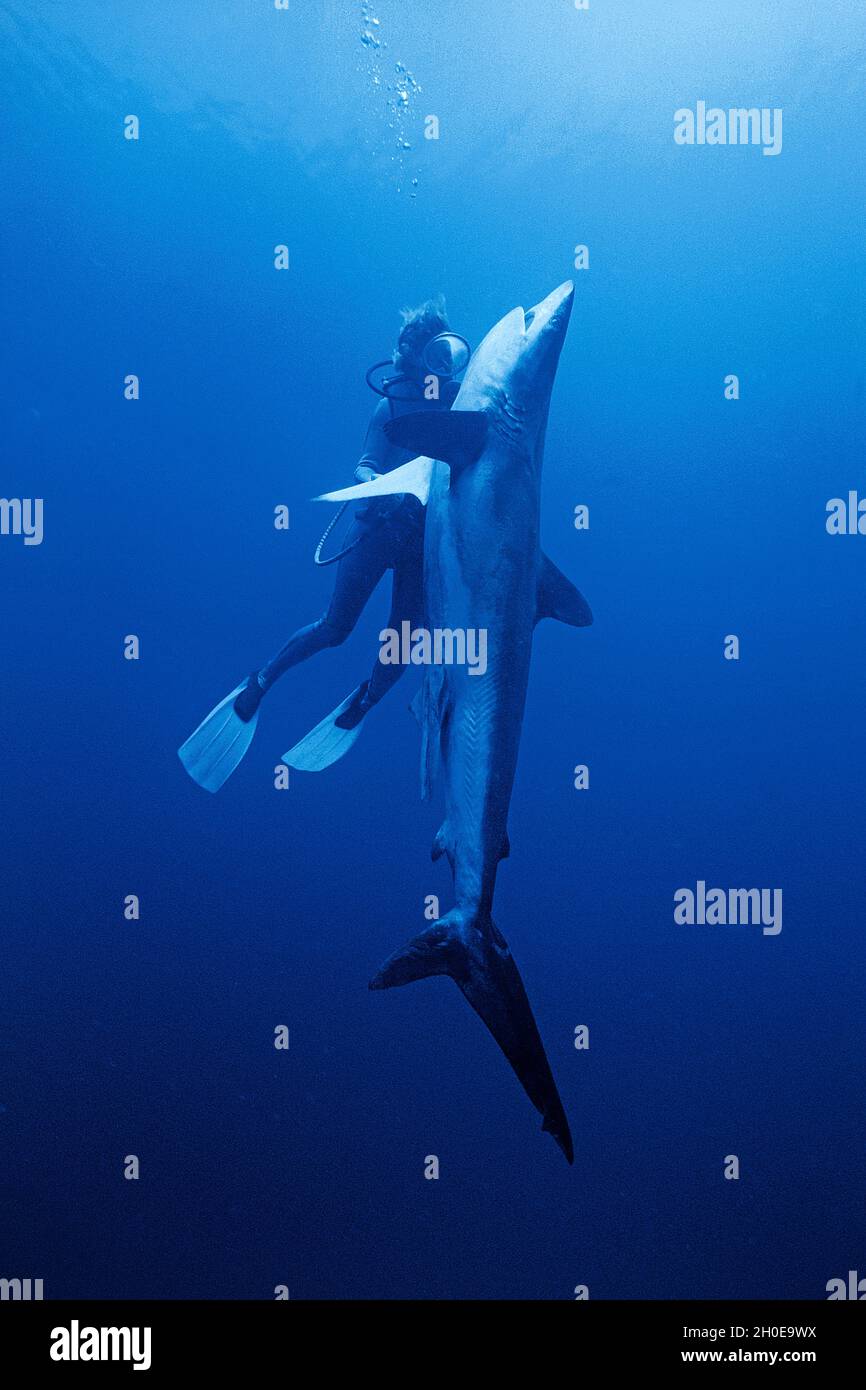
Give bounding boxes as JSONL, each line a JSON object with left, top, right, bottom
{"left": 355, "top": 397, "right": 393, "bottom": 480}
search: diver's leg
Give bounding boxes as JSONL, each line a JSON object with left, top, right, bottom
{"left": 367, "top": 533, "right": 424, "bottom": 705}
{"left": 233, "top": 519, "right": 391, "bottom": 720}
{"left": 334, "top": 512, "right": 424, "bottom": 730}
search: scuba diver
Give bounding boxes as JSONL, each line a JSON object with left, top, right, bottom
{"left": 179, "top": 298, "right": 470, "bottom": 792}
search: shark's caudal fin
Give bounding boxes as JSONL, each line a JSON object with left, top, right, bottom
{"left": 370, "top": 909, "right": 573, "bottom": 1164}
{"left": 316, "top": 455, "right": 435, "bottom": 506}
{"left": 384, "top": 410, "right": 488, "bottom": 472}
{"left": 536, "top": 552, "right": 593, "bottom": 627}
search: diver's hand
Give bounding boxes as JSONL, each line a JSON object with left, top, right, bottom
{"left": 354, "top": 465, "right": 381, "bottom": 519}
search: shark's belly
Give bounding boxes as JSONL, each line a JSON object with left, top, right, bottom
{"left": 428, "top": 470, "right": 537, "bottom": 899}
{"left": 445, "top": 641, "right": 529, "bottom": 825}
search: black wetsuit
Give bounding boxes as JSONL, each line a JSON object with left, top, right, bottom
{"left": 256, "top": 377, "right": 459, "bottom": 709}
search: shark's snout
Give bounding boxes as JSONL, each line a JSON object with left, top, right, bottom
{"left": 526, "top": 280, "right": 574, "bottom": 337}
{"left": 457, "top": 281, "right": 574, "bottom": 417}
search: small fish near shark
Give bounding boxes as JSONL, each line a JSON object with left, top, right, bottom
{"left": 319, "top": 282, "right": 592, "bottom": 1161}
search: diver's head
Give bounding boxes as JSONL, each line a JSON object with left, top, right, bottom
{"left": 394, "top": 296, "right": 450, "bottom": 379}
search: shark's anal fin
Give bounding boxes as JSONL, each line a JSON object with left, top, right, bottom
{"left": 432, "top": 824, "right": 449, "bottom": 862}
{"left": 370, "top": 909, "right": 574, "bottom": 1165}
{"left": 384, "top": 410, "right": 488, "bottom": 472}
{"left": 536, "top": 552, "right": 593, "bottom": 627}
{"left": 316, "top": 455, "right": 434, "bottom": 506}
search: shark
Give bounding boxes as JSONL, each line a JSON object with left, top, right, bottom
{"left": 317, "top": 282, "right": 592, "bottom": 1161}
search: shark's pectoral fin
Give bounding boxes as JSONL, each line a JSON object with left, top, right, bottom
{"left": 316, "top": 455, "right": 434, "bottom": 506}
{"left": 536, "top": 552, "right": 593, "bottom": 627}
{"left": 370, "top": 910, "right": 574, "bottom": 1164}
{"left": 384, "top": 410, "right": 488, "bottom": 472}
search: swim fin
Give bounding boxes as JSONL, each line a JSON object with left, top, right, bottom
{"left": 178, "top": 683, "right": 260, "bottom": 793}
{"left": 282, "top": 685, "right": 368, "bottom": 772}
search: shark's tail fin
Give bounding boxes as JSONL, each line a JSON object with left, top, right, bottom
{"left": 369, "top": 909, "right": 573, "bottom": 1164}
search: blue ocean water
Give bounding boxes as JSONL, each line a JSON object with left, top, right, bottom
{"left": 1, "top": 0, "right": 864, "bottom": 1300}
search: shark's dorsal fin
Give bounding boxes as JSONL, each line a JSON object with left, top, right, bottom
{"left": 384, "top": 410, "right": 488, "bottom": 471}
{"left": 536, "top": 552, "right": 593, "bottom": 627}
{"left": 316, "top": 455, "right": 434, "bottom": 506}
